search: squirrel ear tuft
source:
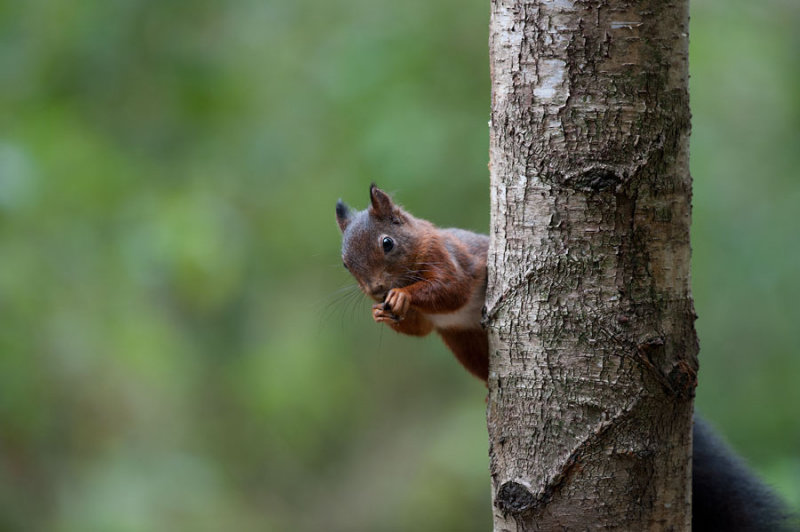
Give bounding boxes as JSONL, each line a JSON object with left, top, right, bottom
{"left": 369, "top": 184, "right": 394, "bottom": 220}
{"left": 336, "top": 199, "right": 351, "bottom": 232}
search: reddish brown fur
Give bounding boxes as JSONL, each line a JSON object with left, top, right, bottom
{"left": 438, "top": 328, "right": 489, "bottom": 381}
{"left": 393, "top": 228, "right": 474, "bottom": 313}
{"left": 382, "top": 308, "right": 434, "bottom": 336}
{"left": 337, "top": 185, "right": 490, "bottom": 382}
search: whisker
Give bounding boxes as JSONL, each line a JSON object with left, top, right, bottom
{"left": 315, "top": 283, "right": 366, "bottom": 329}
{"left": 345, "top": 289, "right": 368, "bottom": 326}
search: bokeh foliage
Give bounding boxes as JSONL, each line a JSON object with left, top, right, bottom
{"left": 1, "top": 0, "right": 797, "bottom": 530}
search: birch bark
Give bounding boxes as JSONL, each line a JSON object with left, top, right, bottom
{"left": 485, "top": 0, "right": 699, "bottom": 529}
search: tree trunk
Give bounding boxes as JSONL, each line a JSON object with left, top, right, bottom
{"left": 485, "top": 0, "right": 699, "bottom": 530}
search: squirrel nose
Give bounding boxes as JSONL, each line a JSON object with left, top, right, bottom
{"left": 370, "top": 283, "right": 388, "bottom": 298}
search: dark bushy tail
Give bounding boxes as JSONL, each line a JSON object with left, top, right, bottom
{"left": 692, "top": 417, "right": 796, "bottom": 531}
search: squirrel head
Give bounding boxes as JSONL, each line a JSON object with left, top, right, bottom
{"left": 336, "top": 184, "right": 422, "bottom": 301}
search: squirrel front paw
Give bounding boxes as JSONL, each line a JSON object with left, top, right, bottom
{"left": 371, "top": 289, "right": 410, "bottom": 324}
{"left": 384, "top": 288, "right": 411, "bottom": 318}
{"left": 372, "top": 303, "right": 400, "bottom": 323}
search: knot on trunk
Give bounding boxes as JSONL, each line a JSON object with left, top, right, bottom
{"left": 495, "top": 481, "right": 535, "bottom": 515}
{"left": 565, "top": 165, "right": 624, "bottom": 192}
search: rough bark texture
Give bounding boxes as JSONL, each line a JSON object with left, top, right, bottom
{"left": 485, "top": 0, "right": 699, "bottom": 530}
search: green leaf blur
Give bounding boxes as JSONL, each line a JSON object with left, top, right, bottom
{"left": 0, "top": 0, "right": 797, "bottom": 530}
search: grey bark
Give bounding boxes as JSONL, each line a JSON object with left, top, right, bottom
{"left": 485, "top": 0, "right": 699, "bottom": 530}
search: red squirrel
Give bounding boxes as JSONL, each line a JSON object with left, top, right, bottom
{"left": 336, "top": 185, "right": 794, "bottom": 531}
{"left": 336, "top": 184, "right": 490, "bottom": 381}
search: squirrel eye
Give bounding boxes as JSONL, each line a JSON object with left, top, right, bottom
{"left": 382, "top": 236, "right": 394, "bottom": 253}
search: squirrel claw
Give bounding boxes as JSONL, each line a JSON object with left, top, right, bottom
{"left": 372, "top": 303, "right": 401, "bottom": 323}
{"left": 384, "top": 289, "right": 410, "bottom": 318}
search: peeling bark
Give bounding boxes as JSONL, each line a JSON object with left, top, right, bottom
{"left": 485, "top": 0, "right": 699, "bottom": 529}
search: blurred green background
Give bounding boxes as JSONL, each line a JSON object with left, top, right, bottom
{"left": 1, "top": 0, "right": 797, "bottom": 530}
